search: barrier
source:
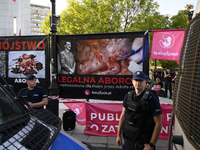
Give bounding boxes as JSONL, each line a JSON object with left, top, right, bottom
{"left": 62, "top": 101, "right": 173, "bottom": 140}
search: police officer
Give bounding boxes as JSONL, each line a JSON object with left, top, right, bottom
{"left": 17, "top": 74, "right": 48, "bottom": 109}
{"left": 164, "top": 67, "right": 172, "bottom": 99}
{"left": 172, "top": 69, "right": 178, "bottom": 83}
{"left": 116, "top": 71, "right": 162, "bottom": 150}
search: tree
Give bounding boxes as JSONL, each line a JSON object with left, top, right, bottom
{"left": 41, "top": 13, "right": 51, "bottom": 35}
{"left": 41, "top": 1, "right": 193, "bottom": 70}
{"left": 128, "top": 8, "right": 171, "bottom": 31}
{"left": 148, "top": 4, "right": 193, "bottom": 70}
{"left": 41, "top": 0, "right": 159, "bottom": 34}
{"left": 156, "top": 4, "right": 194, "bottom": 69}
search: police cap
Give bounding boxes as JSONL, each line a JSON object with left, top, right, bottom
{"left": 26, "top": 74, "right": 36, "bottom": 80}
{"left": 132, "top": 71, "right": 146, "bottom": 81}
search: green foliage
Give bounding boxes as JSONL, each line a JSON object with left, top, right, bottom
{"left": 41, "top": 0, "right": 159, "bottom": 34}
{"left": 41, "top": 1, "right": 194, "bottom": 69}
{"left": 170, "top": 12, "right": 188, "bottom": 29}
{"left": 157, "top": 60, "right": 178, "bottom": 69}
{"left": 155, "top": 4, "right": 193, "bottom": 69}
{"left": 40, "top": 13, "right": 51, "bottom": 35}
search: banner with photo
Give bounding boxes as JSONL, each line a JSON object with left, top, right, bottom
{"left": 57, "top": 32, "right": 149, "bottom": 100}
{"left": 0, "top": 35, "right": 50, "bottom": 94}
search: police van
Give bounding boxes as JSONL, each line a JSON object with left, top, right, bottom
{"left": 0, "top": 75, "right": 92, "bottom": 150}
{"left": 168, "top": 1, "right": 200, "bottom": 150}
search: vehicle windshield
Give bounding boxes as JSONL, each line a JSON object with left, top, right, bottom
{"left": 0, "top": 85, "right": 24, "bottom": 124}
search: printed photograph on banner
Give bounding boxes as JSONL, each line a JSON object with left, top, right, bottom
{"left": 57, "top": 40, "right": 76, "bottom": 75}
{"left": 77, "top": 38, "right": 143, "bottom": 75}
{"left": 8, "top": 51, "right": 45, "bottom": 78}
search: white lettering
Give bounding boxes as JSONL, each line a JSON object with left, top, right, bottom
{"left": 91, "top": 113, "right": 97, "bottom": 120}
{"left": 107, "top": 113, "right": 114, "bottom": 121}
{"left": 153, "top": 51, "right": 178, "bottom": 57}
{"left": 90, "top": 113, "right": 120, "bottom": 121}
{"left": 36, "top": 79, "right": 40, "bottom": 83}
{"left": 90, "top": 124, "right": 119, "bottom": 133}
{"left": 91, "top": 124, "right": 98, "bottom": 131}
{"left": 167, "top": 113, "right": 171, "bottom": 121}
{"left": 14, "top": 78, "right": 18, "bottom": 83}
{"left": 14, "top": 78, "right": 40, "bottom": 83}
{"left": 116, "top": 114, "right": 120, "bottom": 121}
{"left": 109, "top": 125, "right": 116, "bottom": 133}
{"left": 161, "top": 126, "right": 168, "bottom": 134}
{"left": 99, "top": 113, "right": 105, "bottom": 121}
{"left": 76, "top": 118, "right": 85, "bottom": 122}
{"left": 102, "top": 125, "right": 108, "bottom": 133}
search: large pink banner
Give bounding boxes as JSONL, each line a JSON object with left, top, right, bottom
{"left": 64, "top": 102, "right": 173, "bottom": 139}
{"left": 159, "top": 104, "right": 174, "bottom": 139}
{"left": 84, "top": 103, "right": 122, "bottom": 136}
{"left": 150, "top": 29, "right": 185, "bottom": 61}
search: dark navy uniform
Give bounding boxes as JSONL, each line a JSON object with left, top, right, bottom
{"left": 165, "top": 72, "right": 172, "bottom": 98}
{"left": 122, "top": 90, "right": 162, "bottom": 150}
{"left": 172, "top": 74, "right": 177, "bottom": 82}
{"left": 17, "top": 86, "right": 48, "bottom": 110}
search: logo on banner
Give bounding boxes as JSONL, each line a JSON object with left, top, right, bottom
{"left": 159, "top": 33, "right": 175, "bottom": 49}
{"left": 84, "top": 89, "right": 90, "bottom": 95}
{"left": 72, "top": 104, "right": 82, "bottom": 115}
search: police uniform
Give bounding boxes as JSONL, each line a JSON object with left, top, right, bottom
{"left": 17, "top": 74, "right": 48, "bottom": 110}
{"left": 122, "top": 90, "right": 162, "bottom": 150}
{"left": 165, "top": 71, "right": 172, "bottom": 99}
{"left": 172, "top": 73, "right": 177, "bottom": 82}
{"left": 17, "top": 86, "right": 48, "bottom": 110}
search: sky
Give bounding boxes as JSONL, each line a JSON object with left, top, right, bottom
{"left": 31, "top": 0, "right": 198, "bottom": 16}
{"left": 156, "top": 0, "right": 197, "bottom": 16}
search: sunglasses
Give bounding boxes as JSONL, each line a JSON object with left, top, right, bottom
{"left": 146, "top": 82, "right": 151, "bottom": 84}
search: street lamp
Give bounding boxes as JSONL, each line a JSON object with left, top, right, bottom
{"left": 50, "top": 0, "right": 57, "bottom": 74}
{"left": 48, "top": 0, "right": 59, "bottom": 116}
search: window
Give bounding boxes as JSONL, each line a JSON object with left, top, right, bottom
{"left": 0, "top": 86, "right": 24, "bottom": 124}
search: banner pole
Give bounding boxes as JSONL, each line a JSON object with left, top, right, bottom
{"left": 143, "top": 30, "right": 150, "bottom": 76}
{"left": 48, "top": 0, "right": 59, "bottom": 116}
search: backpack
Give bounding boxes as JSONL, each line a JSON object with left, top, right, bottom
{"left": 154, "top": 85, "right": 161, "bottom": 91}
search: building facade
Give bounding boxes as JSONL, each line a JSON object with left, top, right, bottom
{"left": 30, "top": 4, "right": 50, "bottom": 35}
{"left": 0, "top": 0, "right": 50, "bottom": 36}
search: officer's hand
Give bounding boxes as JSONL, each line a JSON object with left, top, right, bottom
{"left": 143, "top": 144, "right": 154, "bottom": 150}
{"left": 28, "top": 102, "right": 33, "bottom": 108}
{"left": 116, "top": 136, "right": 122, "bottom": 146}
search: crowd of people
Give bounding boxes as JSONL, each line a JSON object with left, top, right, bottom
{"left": 148, "top": 67, "right": 178, "bottom": 99}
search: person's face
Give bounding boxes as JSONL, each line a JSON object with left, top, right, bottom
{"left": 175, "top": 71, "right": 178, "bottom": 75}
{"left": 26, "top": 79, "right": 37, "bottom": 88}
{"left": 145, "top": 81, "right": 150, "bottom": 89}
{"left": 132, "top": 79, "right": 146, "bottom": 90}
{"left": 65, "top": 42, "right": 71, "bottom": 50}
{"left": 167, "top": 69, "right": 170, "bottom": 73}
